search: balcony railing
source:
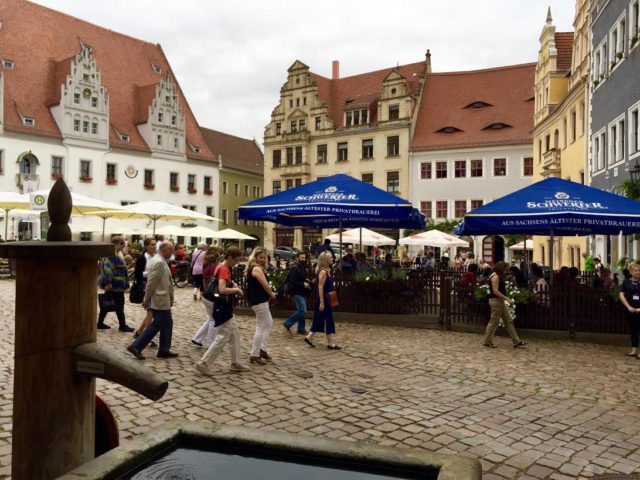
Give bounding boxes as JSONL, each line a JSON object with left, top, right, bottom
{"left": 280, "top": 162, "right": 312, "bottom": 177}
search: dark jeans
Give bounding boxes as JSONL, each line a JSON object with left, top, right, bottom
{"left": 284, "top": 294, "right": 307, "bottom": 333}
{"left": 132, "top": 309, "right": 173, "bottom": 354}
{"left": 629, "top": 311, "right": 640, "bottom": 348}
{"left": 98, "top": 291, "right": 126, "bottom": 327}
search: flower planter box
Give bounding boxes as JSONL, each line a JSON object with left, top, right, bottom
{"left": 79, "top": 176, "right": 92, "bottom": 183}
{"left": 203, "top": 189, "right": 213, "bottom": 196}
{"left": 188, "top": 188, "right": 197, "bottom": 194}
{"left": 170, "top": 186, "right": 179, "bottom": 192}
{"left": 143, "top": 183, "right": 155, "bottom": 190}
{"left": 106, "top": 179, "right": 117, "bottom": 185}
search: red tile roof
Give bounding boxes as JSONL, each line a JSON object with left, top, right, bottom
{"left": 310, "top": 62, "right": 426, "bottom": 129}
{"left": 410, "top": 63, "right": 536, "bottom": 152}
{"left": 0, "top": 0, "right": 215, "bottom": 162}
{"left": 554, "top": 32, "right": 574, "bottom": 72}
{"left": 200, "top": 127, "right": 263, "bottom": 176}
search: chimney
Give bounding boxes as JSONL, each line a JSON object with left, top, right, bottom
{"left": 332, "top": 60, "right": 340, "bottom": 80}
{"left": 425, "top": 49, "right": 432, "bottom": 74}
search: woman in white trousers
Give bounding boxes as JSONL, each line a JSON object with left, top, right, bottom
{"left": 245, "top": 247, "right": 276, "bottom": 365}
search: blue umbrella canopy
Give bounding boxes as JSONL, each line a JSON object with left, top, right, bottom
{"left": 239, "top": 173, "right": 425, "bottom": 228}
{"left": 455, "top": 177, "right": 640, "bottom": 236}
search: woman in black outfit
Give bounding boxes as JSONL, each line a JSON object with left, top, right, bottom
{"left": 620, "top": 263, "right": 640, "bottom": 357}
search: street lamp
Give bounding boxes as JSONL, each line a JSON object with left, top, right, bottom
{"left": 630, "top": 159, "right": 640, "bottom": 184}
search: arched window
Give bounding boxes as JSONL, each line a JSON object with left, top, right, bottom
{"left": 553, "top": 129, "right": 560, "bottom": 149}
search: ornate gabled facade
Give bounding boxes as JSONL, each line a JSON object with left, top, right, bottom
{"left": 0, "top": 0, "right": 219, "bottom": 241}
{"left": 263, "top": 58, "right": 426, "bottom": 250}
{"left": 532, "top": 3, "right": 590, "bottom": 269}
{"left": 137, "top": 75, "right": 186, "bottom": 159}
{"left": 49, "top": 44, "right": 109, "bottom": 149}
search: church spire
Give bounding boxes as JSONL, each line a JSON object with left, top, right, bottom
{"left": 546, "top": 6, "right": 553, "bottom": 25}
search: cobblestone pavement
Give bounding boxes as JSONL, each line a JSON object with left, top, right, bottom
{"left": 2, "top": 280, "right": 640, "bottom": 479}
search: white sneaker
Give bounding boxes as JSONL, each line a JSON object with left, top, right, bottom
{"left": 230, "top": 363, "right": 249, "bottom": 372}
{"left": 195, "top": 362, "right": 212, "bottom": 376}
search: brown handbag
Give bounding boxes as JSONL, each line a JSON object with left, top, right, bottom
{"left": 327, "top": 290, "right": 339, "bottom": 308}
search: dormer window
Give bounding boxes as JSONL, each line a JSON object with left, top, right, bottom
{"left": 436, "top": 127, "right": 463, "bottom": 134}
{"left": 120, "top": 134, "right": 130, "bottom": 143}
{"left": 345, "top": 108, "right": 369, "bottom": 127}
{"left": 153, "top": 64, "right": 162, "bottom": 74}
{"left": 189, "top": 143, "right": 201, "bottom": 154}
{"left": 483, "top": 123, "right": 512, "bottom": 130}
{"left": 464, "top": 101, "right": 493, "bottom": 109}
{"left": 391, "top": 88, "right": 397, "bottom": 95}
{"left": 23, "top": 117, "right": 35, "bottom": 127}
{"left": 3, "top": 59, "right": 14, "bottom": 69}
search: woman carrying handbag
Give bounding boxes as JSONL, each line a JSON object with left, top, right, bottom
{"left": 305, "top": 250, "right": 341, "bottom": 350}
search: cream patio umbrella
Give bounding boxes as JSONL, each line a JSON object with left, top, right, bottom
{"left": 210, "top": 228, "right": 255, "bottom": 240}
{"left": 326, "top": 227, "right": 396, "bottom": 247}
{"left": 0, "top": 192, "right": 30, "bottom": 241}
{"left": 84, "top": 201, "right": 219, "bottom": 237}
{"left": 399, "top": 230, "right": 469, "bottom": 249}
{"left": 184, "top": 225, "right": 219, "bottom": 239}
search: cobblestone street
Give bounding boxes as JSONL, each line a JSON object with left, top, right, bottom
{"left": 1, "top": 279, "right": 640, "bottom": 479}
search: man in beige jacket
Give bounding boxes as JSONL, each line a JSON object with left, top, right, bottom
{"left": 127, "top": 242, "right": 178, "bottom": 359}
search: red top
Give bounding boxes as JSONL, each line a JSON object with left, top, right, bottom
{"left": 461, "top": 272, "right": 478, "bottom": 285}
{"left": 175, "top": 249, "right": 186, "bottom": 261}
{"left": 214, "top": 264, "right": 231, "bottom": 283}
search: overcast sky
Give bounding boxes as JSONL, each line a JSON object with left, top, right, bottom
{"left": 34, "top": 1, "right": 575, "bottom": 145}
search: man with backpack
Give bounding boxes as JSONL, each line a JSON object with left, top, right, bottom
{"left": 282, "top": 251, "right": 311, "bottom": 335}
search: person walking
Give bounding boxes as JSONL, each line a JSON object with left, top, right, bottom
{"left": 304, "top": 251, "right": 341, "bottom": 350}
{"left": 191, "top": 243, "right": 207, "bottom": 301}
{"left": 283, "top": 251, "right": 311, "bottom": 335}
{"left": 133, "top": 237, "right": 157, "bottom": 340}
{"left": 97, "top": 236, "right": 134, "bottom": 332}
{"left": 482, "top": 261, "right": 526, "bottom": 349}
{"left": 126, "top": 242, "right": 178, "bottom": 359}
{"left": 620, "top": 263, "right": 640, "bottom": 357}
{"left": 195, "top": 247, "right": 249, "bottom": 375}
{"left": 246, "top": 247, "right": 276, "bottom": 365}
{"left": 315, "top": 238, "right": 336, "bottom": 261}
{"left": 191, "top": 250, "right": 220, "bottom": 347}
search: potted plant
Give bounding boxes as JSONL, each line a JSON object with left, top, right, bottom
{"left": 203, "top": 189, "right": 213, "bottom": 195}
{"left": 106, "top": 178, "right": 117, "bottom": 185}
{"left": 144, "top": 182, "right": 155, "bottom": 190}
{"left": 79, "top": 175, "right": 92, "bottom": 182}
{"left": 170, "top": 185, "right": 179, "bottom": 192}
{"left": 188, "top": 187, "right": 197, "bottom": 194}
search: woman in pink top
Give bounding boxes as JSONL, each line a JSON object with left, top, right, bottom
{"left": 191, "top": 243, "right": 207, "bottom": 301}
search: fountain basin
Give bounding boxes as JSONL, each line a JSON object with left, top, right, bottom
{"left": 58, "top": 420, "right": 481, "bottom": 480}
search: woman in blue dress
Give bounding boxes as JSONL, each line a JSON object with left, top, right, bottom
{"left": 304, "top": 250, "right": 342, "bottom": 350}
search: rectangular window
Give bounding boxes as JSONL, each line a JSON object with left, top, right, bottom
{"left": 387, "top": 136, "right": 399, "bottom": 156}
{"left": 538, "top": 140, "right": 542, "bottom": 162}
{"left": 206, "top": 207, "right": 214, "bottom": 217}
{"left": 273, "top": 149, "right": 281, "bottom": 168}
{"left": 420, "top": 201, "right": 432, "bottom": 219}
{"left": 272, "top": 180, "right": 281, "bottom": 194}
{"left": 276, "top": 123, "right": 281, "bottom": 135}
{"left": 345, "top": 111, "right": 352, "bottom": 127}
{"left": 420, "top": 162, "right": 432, "bottom": 179}
{"left": 295, "top": 146, "right": 302, "bottom": 164}
{"left": 299, "top": 119, "right": 306, "bottom": 131}
{"left": 454, "top": 160, "right": 466, "bottom": 178}
{"left": 286, "top": 179, "right": 293, "bottom": 190}
{"left": 631, "top": 107, "right": 639, "bottom": 154}
{"left": 222, "top": 181, "right": 228, "bottom": 194}
{"left": 188, "top": 174, "right": 196, "bottom": 190}
{"left": 144, "top": 169, "right": 154, "bottom": 185}
{"left": 454, "top": 200, "right": 467, "bottom": 218}
{"left": 471, "top": 199, "right": 484, "bottom": 210}
{"left": 222, "top": 209, "right": 228, "bottom": 225}
{"left": 563, "top": 117, "right": 568, "bottom": 148}
{"left": 171, "top": 115, "right": 177, "bottom": 126}
{"left": 170, "top": 172, "right": 179, "bottom": 189}
{"left": 594, "top": 136, "right": 601, "bottom": 170}
{"left": 388, "top": 105, "right": 399, "bottom": 121}
{"left": 337, "top": 142, "right": 348, "bottom": 162}
{"left": 73, "top": 93, "right": 80, "bottom": 104}
{"left": 580, "top": 170, "right": 585, "bottom": 184}
{"left": 295, "top": 178, "right": 302, "bottom": 187}
{"left": 91, "top": 122, "right": 98, "bottom": 135}
{"left": 571, "top": 110, "right": 577, "bottom": 143}
{"left": 619, "top": 118, "right": 626, "bottom": 161}
{"left": 158, "top": 112, "right": 163, "bottom": 123}
{"left": 157, "top": 134, "right": 162, "bottom": 146}
{"left": 353, "top": 111, "right": 360, "bottom": 125}
{"left": 204, "top": 176, "right": 211, "bottom": 192}
{"left": 362, "top": 139, "right": 374, "bottom": 159}
{"left": 286, "top": 147, "right": 293, "bottom": 165}
{"left": 361, "top": 173, "right": 373, "bottom": 185}
{"left": 632, "top": 1, "right": 639, "bottom": 40}
{"left": 317, "top": 144, "right": 327, "bottom": 164}
{"left": 91, "top": 97, "right": 98, "bottom": 108}
{"left": 470, "top": 159, "right": 483, "bottom": 177}
{"left": 290, "top": 120, "right": 297, "bottom": 132}
{"left": 315, "top": 117, "right": 321, "bottom": 130}
{"left": 436, "top": 201, "right": 448, "bottom": 219}
{"left": 435, "top": 161, "right": 447, "bottom": 179}
{"left": 244, "top": 185, "right": 249, "bottom": 197}
{"left": 106, "top": 163, "right": 116, "bottom": 181}
{"left": 73, "top": 119, "right": 80, "bottom": 132}
{"left": 361, "top": 109, "right": 368, "bottom": 124}
{"left": 80, "top": 160, "right": 91, "bottom": 178}
{"left": 233, "top": 210, "right": 239, "bottom": 226}
{"left": 493, "top": 158, "right": 507, "bottom": 176}
{"left": 234, "top": 183, "right": 239, "bottom": 195}
{"left": 523, "top": 157, "right": 533, "bottom": 176}
{"left": 82, "top": 121, "right": 89, "bottom": 133}
{"left": 0, "top": 150, "right": 3, "bottom": 175}
{"left": 51, "top": 156, "right": 63, "bottom": 177}
{"left": 386, "top": 171, "right": 400, "bottom": 193}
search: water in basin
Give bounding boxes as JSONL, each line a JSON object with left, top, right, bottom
{"left": 129, "top": 448, "right": 423, "bottom": 480}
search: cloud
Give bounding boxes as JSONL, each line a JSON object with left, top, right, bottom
{"left": 33, "top": 0, "right": 576, "bottom": 143}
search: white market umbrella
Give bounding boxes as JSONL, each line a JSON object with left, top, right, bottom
{"left": 153, "top": 224, "right": 186, "bottom": 238}
{"left": 184, "top": 225, "right": 219, "bottom": 239}
{"left": 399, "top": 230, "right": 469, "bottom": 249}
{"left": 326, "top": 227, "right": 395, "bottom": 247}
{"left": 0, "top": 192, "right": 30, "bottom": 241}
{"left": 210, "top": 228, "right": 255, "bottom": 240}
{"left": 509, "top": 239, "right": 534, "bottom": 250}
{"left": 84, "top": 201, "right": 219, "bottom": 237}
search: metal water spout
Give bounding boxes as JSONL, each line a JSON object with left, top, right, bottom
{"left": 0, "top": 179, "right": 168, "bottom": 480}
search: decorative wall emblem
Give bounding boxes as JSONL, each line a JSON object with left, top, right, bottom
{"left": 124, "top": 166, "right": 138, "bottom": 179}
